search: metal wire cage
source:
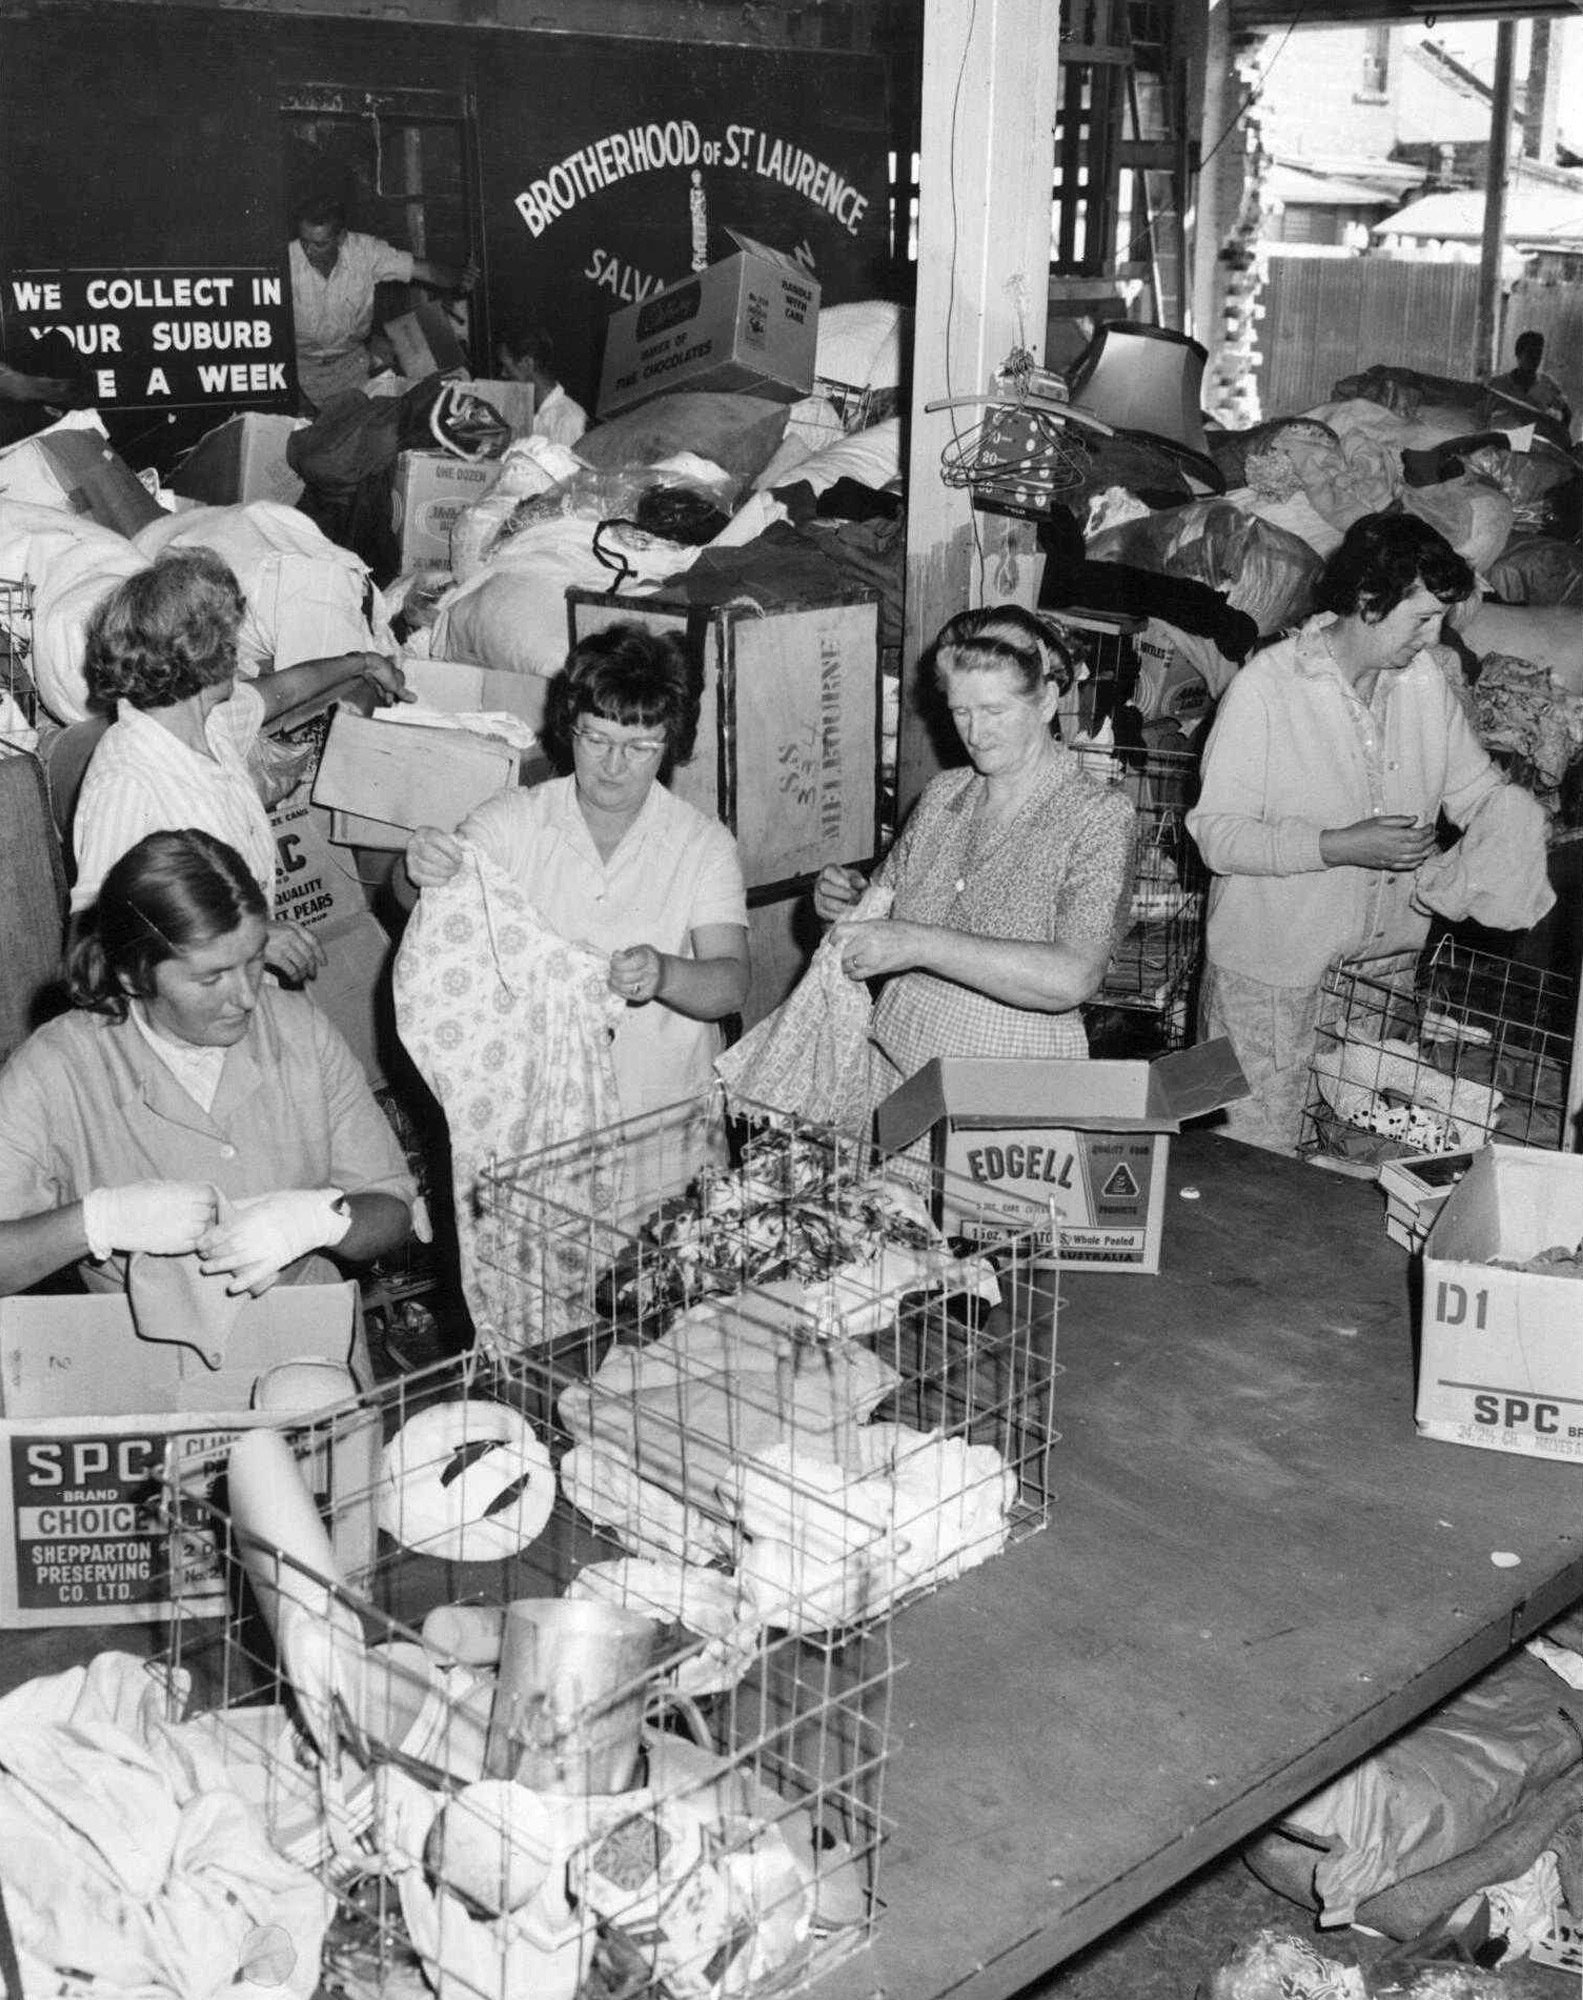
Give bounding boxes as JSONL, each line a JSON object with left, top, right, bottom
{"left": 161, "top": 1352, "right": 894, "bottom": 2000}
{"left": 1073, "top": 743, "right": 1208, "bottom": 1048}
{"left": 1301, "top": 938, "right": 1576, "bottom": 1164}
{"left": 0, "top": 574, "right": 38, "bottom": 726}
{"left": 938, "top": 398, "right": 1092, "bottom": 514}
{"left": 470, "top": 1094, "right": 1061, "bottom": 1641}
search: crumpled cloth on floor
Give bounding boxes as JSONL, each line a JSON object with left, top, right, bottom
{"left": 1414, "top": 783, "right": 1556, "bottom": 930}
{"left": 0, "top": 1650, "right": 332, "bottom": 2000}
{"left": 715, "top": 884, "right": 891, "bottom": 1131}
{"left": 393, "top": 842, "right": 626, "bottom": 1354}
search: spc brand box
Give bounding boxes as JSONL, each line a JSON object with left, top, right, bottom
{"left": 1419, "top": 1144, "right": 1583, "bottom": 1460}
{"left": 877, "top": 1044, "right": 1249, "bottom": 1272}
{"left": 0, "top": 1283, "right": 372, "bottom": 1627}
{"left": 597, "top": 232, "right": 819, "bottom": 418}
{"left": 391, "top": 449, "right": 504, "bottom": 571}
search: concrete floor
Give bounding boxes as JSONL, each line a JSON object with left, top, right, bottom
{"left": 1032, "top": 1847, "right": 1575, "bottom": 2000}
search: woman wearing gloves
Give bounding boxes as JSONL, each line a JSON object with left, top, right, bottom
{"left": 0, "top": 828, "right": 415, "bottom": 1299}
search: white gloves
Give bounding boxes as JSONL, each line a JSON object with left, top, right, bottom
{"left": 198, "top": 1188, "right": 352, "bottom": 1297}
{"left": 82, "top": 1182, "right": 217, "bottom": 1262}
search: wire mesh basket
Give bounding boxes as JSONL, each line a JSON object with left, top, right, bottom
{"left": 1073, "top": 743, "right": 1207, "bottom": 1047}
{"left": 1301, "top": 938, "right": 1576, "bottom": 1164}
{"left": 938, "top": 397, "right": 1092, "bottom": 515}
{"left": 470, "top": 1095, "right": 1060, "bottom": 1640}
{"left": 161, "top": 1352, "right": 893, "bottom": 2000}
{"left": 0, "top": 573, "right": 39, "bottom": 727}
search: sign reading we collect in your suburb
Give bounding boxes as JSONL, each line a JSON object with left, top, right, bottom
{"left": 3, "top": 266, "right": 294, "bottom": 411}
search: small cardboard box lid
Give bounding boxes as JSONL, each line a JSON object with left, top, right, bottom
{"left": 311, "top": 705, "right": 517, "bottom": 833}
{"left": 876, "top": 1040, "right": 1249, "bottom": 1153}
{"left": 722, "top": 229, "right": 819, "bottom": 282}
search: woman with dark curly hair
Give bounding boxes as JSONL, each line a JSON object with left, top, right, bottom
{"left": 0, "top": 828, "right": 414, "bottom": 1303}
{"left": 402, "top": 622, "right": 749, "bottom": 1200}
{"left": 70, "top": 547, "right": 409, "bottom": 980}
{"left": 1188, "top": 511, "right": 1551, "bottom": 1151}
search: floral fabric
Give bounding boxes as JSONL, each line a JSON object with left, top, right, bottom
{"left": 393, "top": 843, "right": 625, "bottom": 1352}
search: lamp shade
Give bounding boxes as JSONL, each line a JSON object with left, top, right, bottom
{"left": 1066, "top": 323, "right": 1223, "bottom": 493}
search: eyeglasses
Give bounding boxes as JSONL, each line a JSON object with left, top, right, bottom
{"left": 571, "top": 722, "right": 667, "bottom": 763}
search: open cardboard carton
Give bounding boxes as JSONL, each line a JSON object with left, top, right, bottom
{"left": 1419, "top": 1143, "right": 1583, "bottom": 1460}
{"left": 0, "top": 1283, "right": 375, "bottom": 1627}
{"left": 311, "top": 704, "right": 520, "bottom": 850}
{"left": 597, "top": 230, "right": 819, "bottom": 418}
{"left": 877, "top": 1042, "right": 1248, "bottom": 1271}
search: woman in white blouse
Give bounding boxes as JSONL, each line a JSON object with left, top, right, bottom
{"left": 71, "top": 547, "right": 408, "bottom": 979}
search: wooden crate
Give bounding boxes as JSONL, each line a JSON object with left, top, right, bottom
{"left": 569, "top": 585, "right": 880, "bottom": 893}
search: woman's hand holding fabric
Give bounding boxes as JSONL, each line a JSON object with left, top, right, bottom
{"left": 1320, "top": 815, "right": 1437, "bottom": 872}
{"left": 813, "top": 864, "right": 867, "bottom": 923}
{"left": 198, "top": 1188, "right": 352, "bottom": 1297}
{"left": 609, "top": 944, "right": 664, "bottom": 1004}
{"left": 264, "top": 921, "right": 327, "bottom": 984}
{"left": 82, "top": 1183, "right": 217, "bottom": 1260}
{"left": 835, "top": 917, "right": 929, "bottom": 982}
{"left": 405, "top": 827, "right": 467, "bottom": 889}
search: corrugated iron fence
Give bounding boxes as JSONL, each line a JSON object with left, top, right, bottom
{"left": 1256, "top": 258, "right": 1482, "bottom": 417}
{"left": 1255, "top": 261, "right": 1583, "bottom": 422}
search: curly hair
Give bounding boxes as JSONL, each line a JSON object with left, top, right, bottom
{"left": 542, "top": 622, "right": 702, "bottom": 780}
{"left": 928, "top": 603, "right": 1078, "bottom": 700}
{"left": 1314, "top": 512, "right": 1475, "bottom": 624}
{"left": 85, "top": 549, "right": 246, "bottom": 711}
{"left": 67, "top": 828, "right": 267, "bottom": 1023}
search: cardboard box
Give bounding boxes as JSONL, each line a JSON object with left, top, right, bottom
{"left": 1378, "top": 1149, "right": 1473, "bottom": 1254}
{"left": 0, "top": 425, "right": 163, "bottom": 536}
{"left": 876, "top": 1044, "right": 1250, "bottom": 1271}
{"left": 391, "top": 449, "right": 505, "bottom": 572}
{"left": 1418, "top": 1144, "right": 1583, "bottom": 1460}
{"left": 311, "top": 706, "right": 519, "bottom": 850}
{"left": 400, "top": 657, "right": 547, "bottom": 734}
{"left": 465, "top": 378, "right": 536, "bottom": 439}
{"left": 597, "top": 233, "right": 819, "bottom": 418}
{"left": 171, "top": 412, "right": 305, "bottom": 508}
{"left": 569, "top": 585, "right": 878, "bottom": 891}
{"left": 0, "top": 1284, "right": 373, "bottom": 1627}
{"left": 386, "top": 302, "right": 469, "bottom": 381}
{"left": 269, "top": 779, "right": 392, "bottom": 1081}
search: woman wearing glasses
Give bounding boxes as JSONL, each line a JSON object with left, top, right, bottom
{"left": 401, "top": 623, "right": 749, "bottom": 1206}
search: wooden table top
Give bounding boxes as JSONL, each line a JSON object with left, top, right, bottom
{"left": 820, "top": 1128, "right": 1583, "bottom": 2000}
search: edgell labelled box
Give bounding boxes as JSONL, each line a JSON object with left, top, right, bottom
{"left": 597, "top": 233, "right": 819, "bottom": 418}
{"left": 391, "top": 450, "right": 504, "bottom": 571}
{"left": 1419, "top": 1144, "right": 1583, "bottom": 1461}
{"left": 876, "top": 1044, "right": 1249, "bottom": 1272}
{"left": 0, "top": 1283, "right": 374, "bottom": 1627}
